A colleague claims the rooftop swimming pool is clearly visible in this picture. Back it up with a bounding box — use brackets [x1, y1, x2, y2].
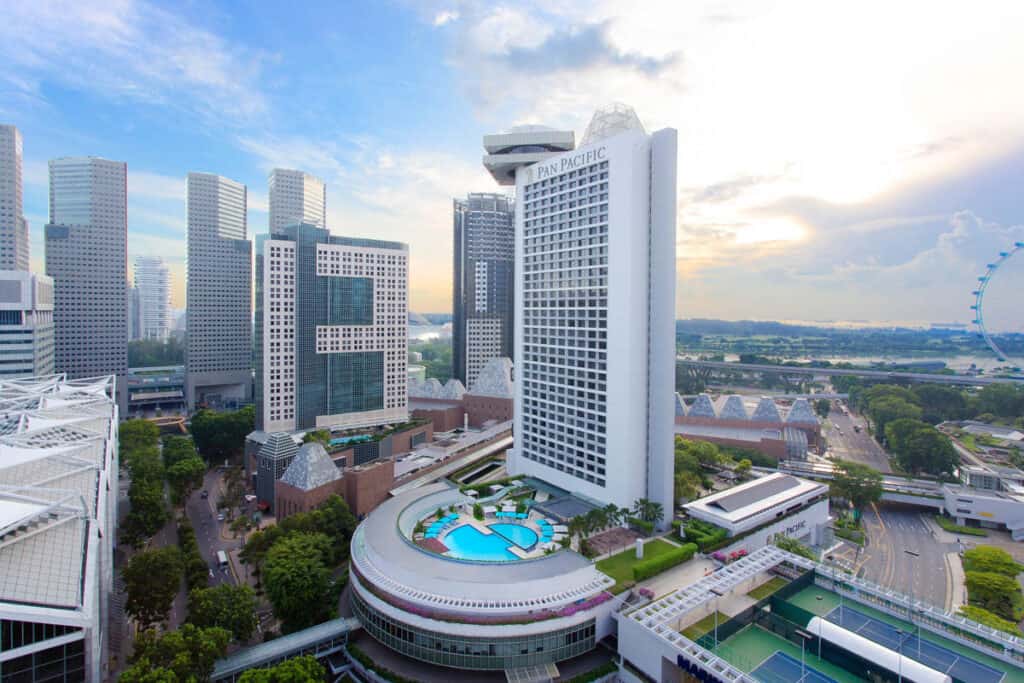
[442, 523, 540, 562]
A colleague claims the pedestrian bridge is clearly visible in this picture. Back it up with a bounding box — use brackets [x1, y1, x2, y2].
[773, 461, 946, 511]
[211, 616, 360, 682]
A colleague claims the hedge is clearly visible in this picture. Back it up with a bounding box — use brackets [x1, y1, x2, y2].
[347, 643, 418, 683]
[633, 543, 697, 582]
[565, 660, 619, 683]
[934, 515, 988, 537]
[959, 605, 1022, 636]
[627, 517, 654, 535]
[684, 519, 728, 551]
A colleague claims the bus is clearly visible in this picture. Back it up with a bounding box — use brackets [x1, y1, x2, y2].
[216, 550, 228, 569]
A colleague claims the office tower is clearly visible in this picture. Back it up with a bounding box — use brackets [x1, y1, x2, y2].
[129, 285, 141, 340]
[452, 193, 515, 388]
[485, 104, 677, 517]
[269, 168, 326, 231]
[45, 157, 128, 407]
[185, 172, 252, 409]
[0, 375, 119, 682]
[255, 223, 408, 433]
[134, 255, 171, 341]
[0, 272, 54, 377]
[0, 125, 29, 271]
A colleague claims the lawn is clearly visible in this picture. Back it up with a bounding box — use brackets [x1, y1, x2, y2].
[681, 611, 729, 640]
[746, 576, 789, 601]
[596, 538, 679, 593]
[934, 514, 988, 537]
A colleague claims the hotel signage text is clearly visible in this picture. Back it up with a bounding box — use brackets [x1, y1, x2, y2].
[535, 146, 607, 181]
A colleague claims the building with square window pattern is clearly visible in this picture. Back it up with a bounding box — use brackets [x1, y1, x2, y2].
[486, 105, 677, 518]
[255, 223, 408, 433]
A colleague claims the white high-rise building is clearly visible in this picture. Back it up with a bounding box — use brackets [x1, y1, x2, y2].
[486, 105, 677, 518]
[269, 168, 326, 231]
[0, 271, 54, 377]
[45, 157, 128, 409]
[133, 255, 171, 341]
[185, 172, 252, 409]
[0, 125, 29, 271]
[255, 224, 408, 433]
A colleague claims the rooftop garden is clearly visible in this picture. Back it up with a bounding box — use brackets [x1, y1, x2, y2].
[596, 538, 696, 594]
[680, 611, 729, 640]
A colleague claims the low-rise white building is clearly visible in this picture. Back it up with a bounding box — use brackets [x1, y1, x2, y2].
[682, 472, 831, 554]
[0, 374, 119, 682]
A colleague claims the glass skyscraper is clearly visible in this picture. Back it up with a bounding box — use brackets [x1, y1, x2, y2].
[452, 193, 515, 387]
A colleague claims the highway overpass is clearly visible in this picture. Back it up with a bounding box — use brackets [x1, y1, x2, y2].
[770, 461, 946, 511]
[678, 359, 1024, 386]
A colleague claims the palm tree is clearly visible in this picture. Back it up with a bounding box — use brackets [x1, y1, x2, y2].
[632, 498, 665, 525]
[603, 503, 622, 528]
[587, 508, 608, 536]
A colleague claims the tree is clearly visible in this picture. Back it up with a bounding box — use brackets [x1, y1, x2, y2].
[603, 503, 623, 528]
[829, 460, 883, 520]
[124, 547, 183, 629]
[735, 458, 752, 479]
[121, 624, 230, 683]
[190, 406, 254, 462]
[188, 584, 258, 641]
[962, 545, 1024, 576]
[814, 399, 831, 418]
[891, 424, 958, 476]
[868, 396, 922, 444]
[976, 383, 1024, 419]
[632, 498, 664, 525]
[122, 479, 170, 547]
[237, 655, 325, 683]
[302, 429, 331, 445]
[911, 385, 968, 423]
[965, 571, 1024, 621]
[262, 533, 336, 632]
[167, 456, 206, 505]
[121, 419, 161, 455]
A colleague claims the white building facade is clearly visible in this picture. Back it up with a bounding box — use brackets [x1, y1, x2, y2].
[0, 272, 54, 378]
[133, 255, 171, 341]
[255, 224, 408, 434]
[185, 172, 252, 409]
[269, 168, 326, 231]
[0, 125, 29, 271]
[504, 107, 677, 517]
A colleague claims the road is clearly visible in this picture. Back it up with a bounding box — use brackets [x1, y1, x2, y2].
[857, 504, 954, 609]
[185, 469, 244, 588]
[677, 358, 1022, 386]
[824, 407, 892, 473]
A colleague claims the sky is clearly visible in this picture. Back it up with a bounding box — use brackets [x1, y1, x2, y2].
[3, 1, 1024, 330]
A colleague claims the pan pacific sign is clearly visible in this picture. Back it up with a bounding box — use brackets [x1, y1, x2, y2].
[531, 146, 607, 182]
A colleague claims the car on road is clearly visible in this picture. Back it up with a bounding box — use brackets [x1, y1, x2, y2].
[200, 490, 209, 499]
[217, 512, 225, 521]
[853, 425, 861, 433]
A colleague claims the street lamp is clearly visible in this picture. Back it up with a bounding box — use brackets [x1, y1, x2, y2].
[795, 629, 812, 679]
[904, 549, 921, 661]
[710, 587, 726, 650]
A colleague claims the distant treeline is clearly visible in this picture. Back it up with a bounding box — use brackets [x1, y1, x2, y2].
[128, 337, 184, 367]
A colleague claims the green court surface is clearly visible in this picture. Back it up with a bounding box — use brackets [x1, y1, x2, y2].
[747, 576, 790, 601]
[712, 626, 865, 683]
[784, 585, 1024, 683]
[680, 611, 729, 640]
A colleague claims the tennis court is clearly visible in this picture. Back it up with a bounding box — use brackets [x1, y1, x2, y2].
[751, 651, 838, 683]
[825, 605, 1005, 683]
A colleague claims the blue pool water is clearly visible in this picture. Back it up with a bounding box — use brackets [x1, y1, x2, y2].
[489, 523, 538, 549]
[441, 523, 540, 562]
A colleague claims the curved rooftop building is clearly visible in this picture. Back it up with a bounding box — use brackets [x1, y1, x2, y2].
[482, 127, 575, 186]
[350, 482, 616, 670]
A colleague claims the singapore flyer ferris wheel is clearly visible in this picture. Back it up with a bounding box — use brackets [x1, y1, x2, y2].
[971, 241, 1024, 362]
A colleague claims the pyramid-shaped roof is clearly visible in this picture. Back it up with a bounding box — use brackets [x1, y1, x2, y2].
[440, 379, 466, 400]
[688, 394, 716, 418]
[751, 397, 782, 422]
[785, 398, 817, 424]
[717, 395, 749, 420]
[674, 393, 687, 417]
[468, 358, 513, 398]
[258, 431, 299, 462]
[280, 443, 342, 491]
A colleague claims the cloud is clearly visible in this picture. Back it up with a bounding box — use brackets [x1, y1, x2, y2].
[433, 10, 460, 26]
[498, 22, 679, 75]
[0, 0, 269, 122]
